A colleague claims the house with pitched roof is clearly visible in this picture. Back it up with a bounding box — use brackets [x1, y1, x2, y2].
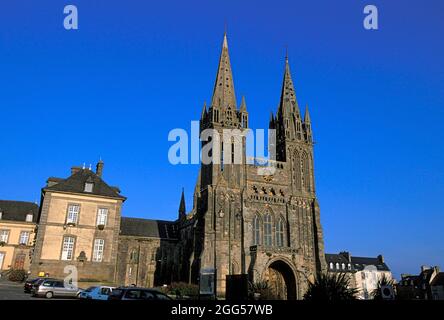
[326, 251, 393, 299]
[0, 200, 39, 272]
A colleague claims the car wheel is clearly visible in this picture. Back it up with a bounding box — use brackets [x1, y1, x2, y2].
[46, 291, 53, 299]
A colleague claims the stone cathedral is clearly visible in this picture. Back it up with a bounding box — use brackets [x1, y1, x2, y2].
[178, 33, 327, 299]
[27, 33, 326, 300]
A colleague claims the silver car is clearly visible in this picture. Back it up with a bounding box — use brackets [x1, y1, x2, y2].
[31, 279, 81, 299]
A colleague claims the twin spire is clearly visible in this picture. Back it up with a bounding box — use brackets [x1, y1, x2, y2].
[208, 32, 311, 134]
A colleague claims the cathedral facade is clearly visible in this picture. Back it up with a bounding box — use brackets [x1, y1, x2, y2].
[29, 34, 326, 300]
[178, 33, 327, 299]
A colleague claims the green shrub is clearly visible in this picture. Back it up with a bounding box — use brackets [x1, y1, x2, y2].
[303, 272, 358, 301]
[8, 269, 26, 282]
[163, 282, 199, 297]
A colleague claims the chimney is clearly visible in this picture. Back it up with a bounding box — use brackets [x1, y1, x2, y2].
[377, 254, 384, 264]
[96, 160, 104, 178]
[71, 166, 82, 175]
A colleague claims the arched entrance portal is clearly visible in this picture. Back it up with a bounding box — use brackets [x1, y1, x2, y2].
[264, 260, 297, 300]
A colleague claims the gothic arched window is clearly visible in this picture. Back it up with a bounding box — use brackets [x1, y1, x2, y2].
[264, 213, 273, 246]
[253, 215, 261, 245]
[276, 217, 284, 247]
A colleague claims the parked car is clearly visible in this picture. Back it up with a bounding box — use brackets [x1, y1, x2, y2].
[31, 279, 82, 299]
[24, 277, 54, 293]
[108, 287, 172, 300]
[79, 286, 115, 300]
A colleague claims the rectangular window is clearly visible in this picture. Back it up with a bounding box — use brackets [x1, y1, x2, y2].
[61, 236, 75, 260]
[19, 231, 30, 245]
[26, 214, 33, 222]
[66, 204, 80, 224]
[93, 239, 105, 262]
[96, 208, 108, 226]
[0, 230, 9, 243]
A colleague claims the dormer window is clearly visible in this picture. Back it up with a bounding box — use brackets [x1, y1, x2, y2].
[26, 214, 33, 222]
[84, 182, 94, 193]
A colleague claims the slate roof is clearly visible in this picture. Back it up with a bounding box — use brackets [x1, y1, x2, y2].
[325, 253, 350, 264]
[325, 253, 390, 272]
[431, 273, 444, 286]
[120, 217, 178, 240]
[44, 169, 125, 200]
[0, 200, 39, 223]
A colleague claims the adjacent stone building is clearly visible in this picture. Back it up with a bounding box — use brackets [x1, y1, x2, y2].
[30, 162, 126, 282]
[0, 200, 38, 272]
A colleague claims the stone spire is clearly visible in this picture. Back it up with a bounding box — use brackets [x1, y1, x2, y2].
[304, 104, 312, 142]
[201, 101, 207, 119]
[278, 55, 300, 117]
[178, 188, 186, 220]
[211, 32, 237, 109]
[269, 111, 275, 129]
[304, 104, 311, 124]
[239, 96, 247, 112]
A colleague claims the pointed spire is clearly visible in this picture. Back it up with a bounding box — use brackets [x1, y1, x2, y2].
[240, 96, 247, 112]
[304, 104, 311, 123]
[269, 111, 275, 129]
[201, 101, 207, 119]
[178, 188, 186, 220]
[211, 32, 237, 109]
[279, 55, 299, 116]
[304, 104, 313, 143]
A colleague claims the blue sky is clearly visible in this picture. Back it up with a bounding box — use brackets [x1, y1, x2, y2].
[0, 0, 443, 279]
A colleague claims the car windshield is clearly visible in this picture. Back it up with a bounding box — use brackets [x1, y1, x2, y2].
[85, 286, 97, 292]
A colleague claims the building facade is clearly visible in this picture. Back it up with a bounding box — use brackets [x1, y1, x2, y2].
[30, 162, 126, 282]
[326, 251, 393, 299]
[0, 201, 38, 272]
[176, 33, 327, 299]
[397, 265, 444, 300]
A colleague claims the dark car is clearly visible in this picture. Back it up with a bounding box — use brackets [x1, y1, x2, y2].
[108, 287, 172, 300]
[24, 277, 54, 293]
